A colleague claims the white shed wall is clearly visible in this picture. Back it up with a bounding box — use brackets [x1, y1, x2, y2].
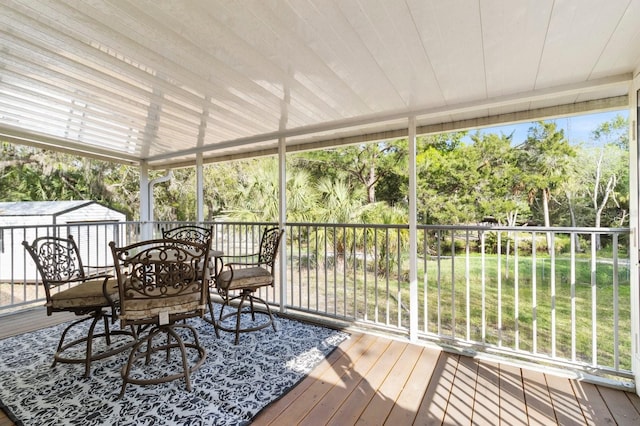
[0, 204, 126, 282]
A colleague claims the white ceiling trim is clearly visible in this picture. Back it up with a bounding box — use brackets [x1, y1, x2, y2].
[147, 73, 632, 165]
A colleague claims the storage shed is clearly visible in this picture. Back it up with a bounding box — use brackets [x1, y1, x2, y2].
[0, 201, 126, 281]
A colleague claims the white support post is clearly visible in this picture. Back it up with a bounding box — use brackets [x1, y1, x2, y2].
[195, 98, 209, 224]
[277, 79, 290, 313]
[630, 72, 640, 395]
[278, 136, 287, 313]
[139, 161, 151, 240]
[196, 153, 204, 222]
[147, 170, 172, 239]
[408, 116, 418, 342]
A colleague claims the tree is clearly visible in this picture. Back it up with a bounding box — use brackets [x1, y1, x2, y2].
[221, 157, 320, 223]
[470, 132, 529, 225]
[514, 122, 577, 252]
[591, 114, 629, 226]
[294, 140, 407, 205]
[416, 134, 482, 224]
[581, 115, 629, 247]
[516, 122, 576, 250]
[0, 143, 135, 217]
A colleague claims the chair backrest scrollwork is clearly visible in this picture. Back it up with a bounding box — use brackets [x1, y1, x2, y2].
[161, 225, 213, 245]
[23, 235, 86, 284]
[258, 227, 284, 272]
[109, 238, 210, 326]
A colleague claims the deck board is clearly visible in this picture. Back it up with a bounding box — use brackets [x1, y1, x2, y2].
[324, 337, 399, 426]
[1, 308, 640, 425]
[574, 381, 616, 425]
[499, 363, 528, 426]
[472, 359, 500, 425]
[414, 351, 458, 425]
[546, 372, 588, 425]
[253, 330, 366, 425]
[258, 333, 366, 425]
[521, 368, 556, 425]
[385, 345, 440, 425]
[597, 384, 640, 426]
[295, 333, 380, 425]
[442, 354, 477, 424]
[356, 342, 422, 425]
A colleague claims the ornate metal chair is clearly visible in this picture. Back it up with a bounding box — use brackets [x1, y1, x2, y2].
[162, 224, 220, 329]
[161, 225, 213, 245]
[216, 227, 284, 344]
[22, 235, 134, 378]
[109, 238, 210, 398]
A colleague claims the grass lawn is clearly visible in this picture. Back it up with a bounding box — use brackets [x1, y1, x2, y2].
[288, 251, 632, 372]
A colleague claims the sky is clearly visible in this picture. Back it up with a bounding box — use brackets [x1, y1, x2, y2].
[462, 109, 629, 146]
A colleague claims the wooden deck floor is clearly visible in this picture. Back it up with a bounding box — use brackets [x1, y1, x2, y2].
[1, 308, 639, 425]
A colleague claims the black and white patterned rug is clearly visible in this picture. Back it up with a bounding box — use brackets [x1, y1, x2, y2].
[0, 308, 349, 425]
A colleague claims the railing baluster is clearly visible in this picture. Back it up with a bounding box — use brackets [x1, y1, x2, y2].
[374, 227, 379, 324]
[591, 232, 597, 367]
[436, 229, 442, 336]
[385, 227, 390, 326]
[343, 227, 347, 317]
[481, 230, 486, 344]
[324, 224, 328, 315]
[571, 231, 577, 362]
[423, 229, 428, 333]
[613, 233, 619, 370]
[363, 226, 368, 322]
[532, 231, 537, 354]
[337, 227, 341, 315]
[466, 229, 471, 341]
[515, 232, 520, 352]
[551, 233, 556, 358]
[399, 227, 404, 328]
[353, 227, 357, 320]
[497, 230, 502, 347]
[451, 230, 456, 339]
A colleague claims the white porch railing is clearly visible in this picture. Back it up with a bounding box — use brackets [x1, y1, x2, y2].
[0, 221, 632, 380]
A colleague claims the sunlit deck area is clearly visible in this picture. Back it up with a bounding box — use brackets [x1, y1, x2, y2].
[1, 3, 640, 423]
[1, 307, 638, 425]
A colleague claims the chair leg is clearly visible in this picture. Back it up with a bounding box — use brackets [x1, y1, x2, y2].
[249, 293, 256, 321]
[207, 290, 220, 338]
[234, 291, 250, 345]
[215, 289, 277, 344]
[249, 293, 277, 332]
[145, 331, 155, 365]
[83, 312, 103, 378]
[165, 332, 172, 362]
[102, 314, 112, 345]
[219, 296, 230, 322]
[53, 315, 91, 368]
[166, 326, 192, 392]
[53, 310, 136, 378]
[262, 297, 277, 332]
[118, 324, 206, 399]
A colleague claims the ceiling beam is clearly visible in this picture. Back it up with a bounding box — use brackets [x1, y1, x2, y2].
[2, 74, 630, 170]
[151, 94, 629, 169]
[147, 74, 631, 165]
[0, 126, 140, 165]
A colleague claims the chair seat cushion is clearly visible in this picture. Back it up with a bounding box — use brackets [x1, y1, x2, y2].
[218, 267, 273, 291]
[120, 293, 205, 322]
[49, 279, 118, 310]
